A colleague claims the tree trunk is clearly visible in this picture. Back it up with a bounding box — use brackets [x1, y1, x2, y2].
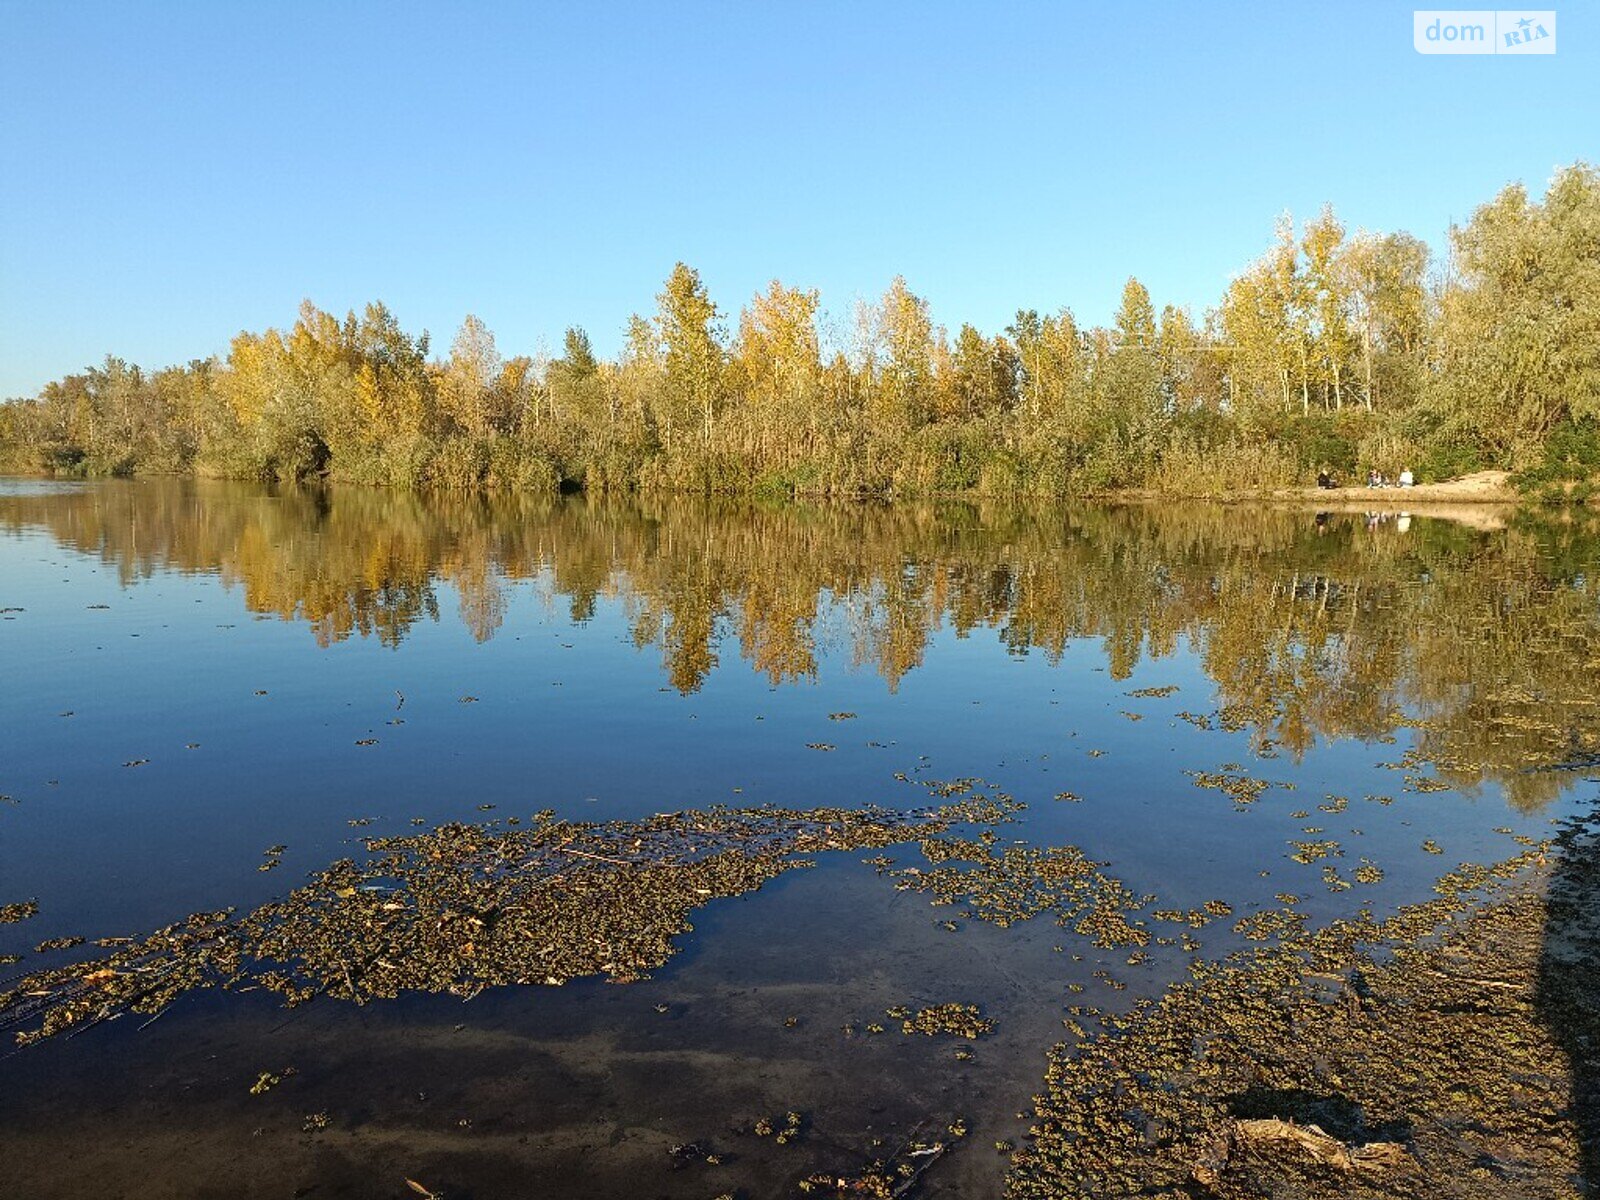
[1362, 322, 1374, 411]
[1298, 344, 1310, 415]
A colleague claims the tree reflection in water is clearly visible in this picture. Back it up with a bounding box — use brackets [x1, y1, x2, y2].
[3, 480, 1597, 810]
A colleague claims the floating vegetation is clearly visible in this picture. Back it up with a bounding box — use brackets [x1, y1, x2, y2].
[667, 1140, 723, 1168]
[1289, 839, 1343, 865]
[0, 900, 38, 924]
[0, 793, 1011, 1046]
[761, 1110, 803, 1145]
[1353, 860, 1385, 884]
[899, 1003, 994, 1039]
[1151, 907, 1219, 929]
[805, 742, 836, 751]
[1007, 846, 1557, 1200]
[827, 711, 857, 721]
[876, 831, 1151, 948]
[248, 1067, 294, 1095]
[1126, 685, 1180, 699]
[1187, 769, 1273, 808]
[1231, 908, 1308, 942]
[1406, 775, 1452, 794]
[33, 936, 83, 953]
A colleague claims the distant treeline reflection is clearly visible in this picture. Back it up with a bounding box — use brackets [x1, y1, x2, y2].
[3, 480, 1597, 809]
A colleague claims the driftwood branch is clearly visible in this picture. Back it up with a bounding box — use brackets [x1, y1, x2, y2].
[1194, 1117, 1409, 1186]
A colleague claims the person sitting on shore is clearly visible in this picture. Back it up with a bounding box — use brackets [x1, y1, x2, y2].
[1367, 469, 1380, 488]
[1317, 468, 1336, 489]
[1398, 467, 1415, 487]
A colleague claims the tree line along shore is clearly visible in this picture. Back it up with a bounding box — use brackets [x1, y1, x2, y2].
[2, 164, 1597, 502]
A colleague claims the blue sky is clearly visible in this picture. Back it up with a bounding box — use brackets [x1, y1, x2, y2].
[1, 1, 1595, 396]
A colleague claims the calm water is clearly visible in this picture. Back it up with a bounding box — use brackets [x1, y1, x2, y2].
[0, 478, 1592, 1198]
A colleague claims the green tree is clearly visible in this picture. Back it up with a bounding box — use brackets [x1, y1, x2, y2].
[1337, 231, 1429, 411]
[548, 327, 605, 427]
[1431, 164, 1600, 461]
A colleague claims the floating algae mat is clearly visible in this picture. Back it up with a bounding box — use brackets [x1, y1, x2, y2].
[0, 792, 1017, 1045]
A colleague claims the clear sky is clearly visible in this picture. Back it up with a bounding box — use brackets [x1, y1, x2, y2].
[1, 1, 1595, 397]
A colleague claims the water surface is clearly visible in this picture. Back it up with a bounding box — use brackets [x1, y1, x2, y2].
[0, 479, 1591, 1198]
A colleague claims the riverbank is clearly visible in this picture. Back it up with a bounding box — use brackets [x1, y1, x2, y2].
[0, 463, 1544, 505]
[1109, 469, 1522, 505]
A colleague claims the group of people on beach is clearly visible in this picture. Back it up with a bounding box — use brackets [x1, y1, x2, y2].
[1316, 467, 1415, 489]
[1366, 467, 1415, 488]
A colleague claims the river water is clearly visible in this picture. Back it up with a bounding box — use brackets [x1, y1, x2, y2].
[0, 478, 1588, 1198]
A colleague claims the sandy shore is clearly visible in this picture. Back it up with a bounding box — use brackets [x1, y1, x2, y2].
[1268, 469, 1517, 504]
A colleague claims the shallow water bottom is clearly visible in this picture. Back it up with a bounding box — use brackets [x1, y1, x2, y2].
[1, 857, 1137, 1199]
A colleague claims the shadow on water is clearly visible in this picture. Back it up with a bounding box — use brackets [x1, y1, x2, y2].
[1539, 801, 1600, 1197]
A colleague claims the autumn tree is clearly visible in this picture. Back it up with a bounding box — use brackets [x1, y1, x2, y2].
[867, 276, 935, 431]
[938, 323, 1015, 421]
[656, 263, 724, 449]
[440, 314, 505, 437]
[1009, 308, 1089, 429]
[1300, 205, 1355, 411]
[1220, 219, 1305, 423]
[731, 281, 822, 462]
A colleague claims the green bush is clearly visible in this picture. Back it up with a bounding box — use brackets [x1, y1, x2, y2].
[1511, 421, 1600, 501]
[1416, 440, 1483, 484]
